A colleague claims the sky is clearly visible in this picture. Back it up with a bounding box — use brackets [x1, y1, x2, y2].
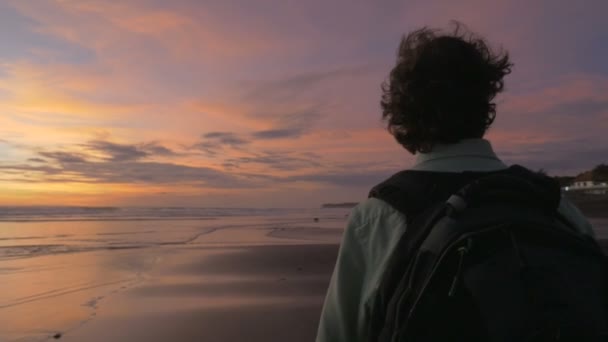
[0, 0, 607, 207]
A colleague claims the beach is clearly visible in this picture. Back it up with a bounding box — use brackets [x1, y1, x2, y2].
[1, 208, 607, 342]
[567, 194, 608, 218]
[0, 208, 346, 342]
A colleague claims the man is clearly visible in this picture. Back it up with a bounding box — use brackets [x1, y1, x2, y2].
[315, 24, 595, 342]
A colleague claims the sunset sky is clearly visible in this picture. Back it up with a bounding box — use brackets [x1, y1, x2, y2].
[0, 0, 607, 207]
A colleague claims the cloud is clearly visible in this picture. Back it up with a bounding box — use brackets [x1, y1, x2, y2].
[78, 140, 177, 162]
[192, 132, 250, 156]
[8, 1, 292, 62]
[0, 134, 396, 191]
[251, 109, 320, 140]
[487, 73, 608, 175]
[240, 65, 380, 131]
[0, 163, 62, 178]
[1, 154, 268, 188]
[251, 129, 302, 139]
[549, 99, 608, 118]
[502, 75, 608, 118]
[495, 137, 608, 176]
[202, 132, 249, 146]
[139, 142, 177, 156]
[38, 151, 88, 164]
[287, 169, 395, 188]
[225, 151, 322, 171]
[84, 140, 148, 161]
[245, 65, 377, 101]
[62, 161, 242, 187]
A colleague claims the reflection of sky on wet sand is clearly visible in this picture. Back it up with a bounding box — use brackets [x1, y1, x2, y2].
[0, 247, 166, 341]
[59, 244, 338, 342]
[0, 215, 344, 341]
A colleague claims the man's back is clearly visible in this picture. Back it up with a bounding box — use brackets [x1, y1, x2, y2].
[315, 139, 595, 342]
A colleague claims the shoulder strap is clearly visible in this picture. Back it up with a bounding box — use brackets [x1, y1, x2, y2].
[368, 170, 436, 225]
[370, 165, 563, 220]
[457, 165, 561, 213]
[367, 170, 458, 339]
[368, 169, 482, 225]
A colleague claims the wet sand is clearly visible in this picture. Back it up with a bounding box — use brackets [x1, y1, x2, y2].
[61, 240, 608, 342]
[59, 244, 340, 342]
[566, 194, 608, 218]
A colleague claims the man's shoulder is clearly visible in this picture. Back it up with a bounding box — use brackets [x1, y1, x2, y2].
[354, 197, 397, 214]
[351, 198, 407, 228]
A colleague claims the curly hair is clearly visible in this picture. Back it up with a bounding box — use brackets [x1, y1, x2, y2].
[381, 23, 513, 154]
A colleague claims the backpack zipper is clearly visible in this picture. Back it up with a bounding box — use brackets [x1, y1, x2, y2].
[405, 226, 506, 335]
[448, 238, 473, 297]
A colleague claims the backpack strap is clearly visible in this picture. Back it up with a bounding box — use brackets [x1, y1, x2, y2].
[457, 165, 561, 213]
[368, 170, 439, 225]
[367, 170, 462, 339]
[369, 165, 562, 221]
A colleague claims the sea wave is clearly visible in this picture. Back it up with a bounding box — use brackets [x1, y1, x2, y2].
[0, 206, 333, 222]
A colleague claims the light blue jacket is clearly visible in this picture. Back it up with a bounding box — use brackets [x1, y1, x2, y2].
[316, 139, 594, 342]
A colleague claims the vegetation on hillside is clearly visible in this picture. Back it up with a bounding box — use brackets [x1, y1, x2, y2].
[549, 163, 608, 185]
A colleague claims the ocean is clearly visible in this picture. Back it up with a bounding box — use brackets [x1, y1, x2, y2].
[0, 206, 351, 259]
[0, 206, 606, 260]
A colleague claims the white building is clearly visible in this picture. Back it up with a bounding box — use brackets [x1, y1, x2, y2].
[567, 171, 608, 194]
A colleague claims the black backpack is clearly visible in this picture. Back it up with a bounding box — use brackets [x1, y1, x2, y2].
[365, 165, 608, 341]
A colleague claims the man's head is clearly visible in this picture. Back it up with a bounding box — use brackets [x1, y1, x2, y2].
[381, 23, 513, 154]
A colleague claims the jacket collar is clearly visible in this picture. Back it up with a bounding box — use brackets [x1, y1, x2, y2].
[411, 138, 507, 172]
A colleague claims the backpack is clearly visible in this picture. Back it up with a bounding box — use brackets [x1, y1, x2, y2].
[365, 165, 608, 341]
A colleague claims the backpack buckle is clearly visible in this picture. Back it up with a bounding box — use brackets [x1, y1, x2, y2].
[446, 194, 467, 217]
